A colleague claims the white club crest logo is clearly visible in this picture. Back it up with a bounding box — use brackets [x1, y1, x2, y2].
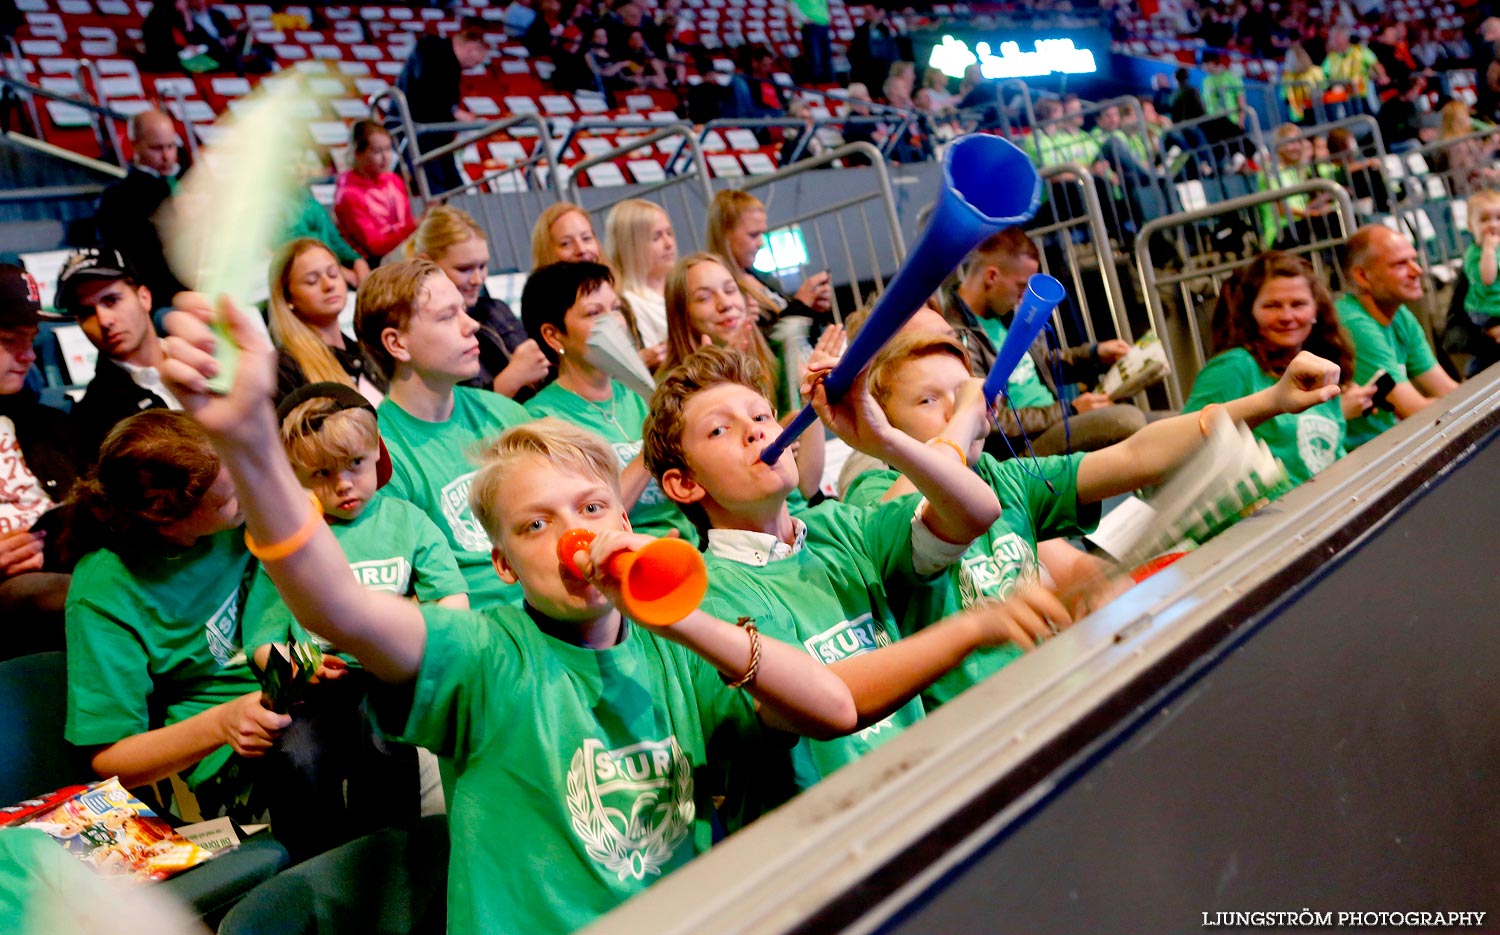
[439, 471, 492, 553]
[1295, 413, 1340, 474]
[566, 737, 695, 882]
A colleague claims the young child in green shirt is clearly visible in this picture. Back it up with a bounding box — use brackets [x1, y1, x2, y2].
[353, 259, 534, 608]
[520, 261, 698, 544]
[160, 296, 1058, 933]
[643, 344, 1047, 800]
[1463, 189, 1500, 334]
[847, 327, 1351, 708]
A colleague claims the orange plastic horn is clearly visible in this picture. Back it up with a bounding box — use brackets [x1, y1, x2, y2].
[556, 528, 708, 626]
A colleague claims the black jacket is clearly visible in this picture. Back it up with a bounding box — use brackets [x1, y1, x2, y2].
[461, 292, 537, 402]
[397, 35, 462, 125]
[95, 167, 186, 307]
[274, 333, 389, 406]
[70, 357, 171, 466]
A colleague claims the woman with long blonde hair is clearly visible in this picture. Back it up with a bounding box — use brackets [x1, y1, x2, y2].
[706, 189, 832, 329]
[604, 198, 676, 348]
[661, 252, 830, 500]
[1438, 99, 1500, 196]
[410, 205, 551, 400]
[268, 238, 387, 404]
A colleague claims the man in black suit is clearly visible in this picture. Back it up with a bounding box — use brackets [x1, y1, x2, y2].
[94, 110, 186, 312]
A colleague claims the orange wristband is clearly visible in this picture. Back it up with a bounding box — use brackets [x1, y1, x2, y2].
[929, 436, 969, 466]
[1197, 403, 1222, 438]
[244, 492, 324, 562]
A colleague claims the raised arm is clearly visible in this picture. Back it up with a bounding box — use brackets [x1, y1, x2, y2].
[809, 370, 999, 544]
[1076, 350, 1342, 502]
[160, 296, 428, 683]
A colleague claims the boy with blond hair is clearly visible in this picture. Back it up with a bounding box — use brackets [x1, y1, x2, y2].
[1464, 188, 1500, 336]
[354, 259, 532, 607]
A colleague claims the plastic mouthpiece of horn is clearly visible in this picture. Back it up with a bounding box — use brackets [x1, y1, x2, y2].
[759, 133, 1044, 466]
[982, 274, 1068, 404]
[557, 528, 708, 627]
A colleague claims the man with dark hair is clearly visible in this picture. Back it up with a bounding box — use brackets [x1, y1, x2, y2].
[0, 264, 78, 660]
[54, 248, 179, 464]
[724, 44, 785, 121]
[943, 229, 1143, 456]
[94, 109, 187, 309]
[396, 19, 491, 197]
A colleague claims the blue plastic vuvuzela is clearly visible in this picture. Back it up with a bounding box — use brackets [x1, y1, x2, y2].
[982, 273, 1067, 404]
[760, 133, 1044, 465]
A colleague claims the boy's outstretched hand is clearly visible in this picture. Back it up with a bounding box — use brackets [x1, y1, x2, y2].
[968, 585, 1074, 652]
[159, 292, 278, 445]
[1271, 350, 1342, 415]
[805, 368, 901, 457]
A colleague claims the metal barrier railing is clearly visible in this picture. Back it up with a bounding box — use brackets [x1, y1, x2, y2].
[564, 123, 715, 254]
[1136, 178, 1359, 407]
[732, 140, 906, 323]
[0, 70, 132, 169]
[370, 85, 559, 206]
[1033, 162, 1133, 347]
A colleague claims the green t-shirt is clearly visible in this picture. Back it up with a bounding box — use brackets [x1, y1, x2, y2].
[525, 380, 699, 545]
[1203, 69, 1245, 122]
[241, 493, 467, 656]
[844, 452, 1096, 707]
[374, 603, 761, 935]
[1184, 347, 1346, 488]
[699, 496, 937, 799]
[1335, 294, 1439, 449]
[64, 528, 261, 790]
[1463, 242, 1500, 321]
[975, 316, 1056, 408]
[281, 187, 362, 268]
[378, 386, 532, 608]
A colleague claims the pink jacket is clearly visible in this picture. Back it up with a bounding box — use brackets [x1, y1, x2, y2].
[333, 170, 417, 260]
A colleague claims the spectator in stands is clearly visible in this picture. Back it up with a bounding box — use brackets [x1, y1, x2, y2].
[1336, 225, 1458, 448]
[607, 0, 663, 58]
[837, 82, 883, 163]
[1324, 126, 1393, 217]
[1473, 17, 1500, 122]
[707, 189, 833, 332]
[1410, 26, 1447, 72]
[941, 228, 1144, 457]
[620, 29, 669, 90]
[791, 0, 834, 85]
[1168, 66, 1207, 125]
[281, 176, 370, 288]
[54, 249, 180, 464]
[267, 238, 387, 405]
[61, 410, 291, 823]
[521, 261, 696, 542]
[549, 25, 600, 95]
[1370, 21, 1416, 101]
[921, 66, 957, 111]
[848, 5, 902, 93]
[1185, 251, 1373, 490]
[0, 265, 76, 661]
[880, 74, 930, 163]
[334, 120, 418, 264]
[1150, 72, 1175, 118]
[95, 110, 186, 313]
[1376, 76, 1427, 152]
[584, 25, 631, 101]
[1261, 124, 1335, 248]
[396, 17, 490, 198]
[779, 97, 830, 165]
[724, 44, 787, 122]
[1435, 99, 1500, 196]
[1461, 189, 1500, 351]
[532, 202, 603, 268]
[605, 198, 675, 355]
[353, 259, 533, 608]
[1201, 53, 1247, 127]
[412, 205, 550, 400]
[1282, 44, 1326, 125]
[142, 0, 264, 74]
[1323, 26, 1385, 116]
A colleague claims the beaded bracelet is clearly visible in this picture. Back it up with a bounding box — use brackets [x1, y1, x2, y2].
[244, 492, 324, 562]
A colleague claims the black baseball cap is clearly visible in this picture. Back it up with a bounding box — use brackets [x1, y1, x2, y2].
[55, 248, 137, 317]
[276, 381, 393, 488]
[0, 265, 43, 329]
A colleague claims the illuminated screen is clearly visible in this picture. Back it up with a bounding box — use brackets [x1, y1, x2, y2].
[927, 34, 1098, 80]
[753, 227, 810, 275]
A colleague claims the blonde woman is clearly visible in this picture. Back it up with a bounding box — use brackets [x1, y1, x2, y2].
[660, 251, 835, 501]
[268, 238, 387, 404]
[706, 189, 832, 328]
[410, 205, 551, 400]
[1438, 100, 1500, 197]
[604, 198, 675, 351]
